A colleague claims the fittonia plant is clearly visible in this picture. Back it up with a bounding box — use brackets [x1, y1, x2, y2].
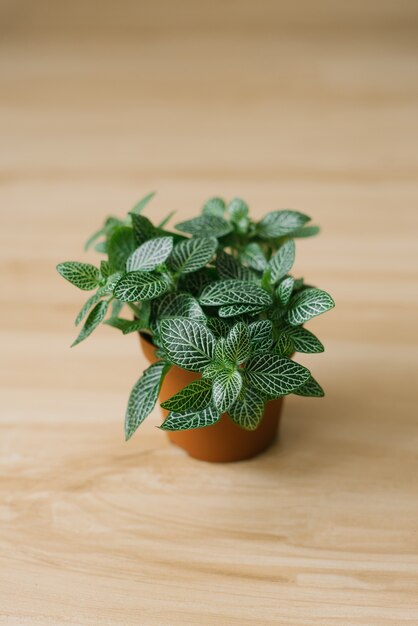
[57, 194, 335, 439]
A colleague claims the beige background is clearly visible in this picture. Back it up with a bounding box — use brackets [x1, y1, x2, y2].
[1, 1, 418, 624]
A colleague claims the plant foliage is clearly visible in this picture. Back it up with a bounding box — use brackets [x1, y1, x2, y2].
[57, 193, 334, 438]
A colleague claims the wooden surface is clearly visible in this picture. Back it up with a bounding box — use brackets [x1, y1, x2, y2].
[1, 1, 418, 624]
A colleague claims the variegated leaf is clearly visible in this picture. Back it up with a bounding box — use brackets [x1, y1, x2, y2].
[114, 272, 170, 302]
[125, 361, 169, 440]
[156, 292, 205, 321]
[224, 322, 251, 364]
[285, 326, 324, 353]
[160, 318, 216, 371]
[169, 237, 217, 274]
[286, 288, 335, 326]
[175, 215, 232, 238]
[71, 300, 109, 347]
[126, 236, 173, 272]
[161, 379, 213, 412]
[202, 197, 226, 217]
[227, 197, 249, 221]
[216, 251, 254, 281]
[206, 317, 231, 337]
[246, 353, 310, 397]
[228, 386, 265, 430]
[219, 303, 267, 317]
[57, 262, 100, 291]
[240, 243, 268, 272]
[248, 320, 273, 352]
[276, 276, 294, 305]
[257, 210, 311, 238]
[199, 280, 272, 306]
[130, 213, 157, 245]
[160, 404, 220, 431]
[212, 369, 243, 412]
[269, 240, 295, 284]
[293, 376, 324, 397]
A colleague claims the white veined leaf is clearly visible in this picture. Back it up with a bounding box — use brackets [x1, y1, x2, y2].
[206, 317, 231, 337]
[286, 288, 335, 326]
[274, 332, 294, 358]
[228, 386, 265, 430]
[108, 226, 137, 271]
[161, 378, 213, 412]
[169, 237, 217, 274]
[199, 280, 272, 306]
[293, 375, 324, 397]
[285, 326, 324, 353]
[239, 243, 268, 272]
[130, 213, 158, 245]
[161, 404, 220, 431]
[212, 369, 243, 412]
[227, 197, 249, 221]
[75, 292, 103, 326]
[125, 362, 169, 440]
[224, 322, 251, 365]
[126, 237, 173, 272]
[71, 300, 109, 347]
[219, 303, 267, 317]
[114, 272, 170, 302]
[156, 292, 205, 321]
[160, 318, 216, 371]
[257, 210, 311, 239]
[175, 215, 232, 238]
[216, 251, 254, 281]
[246, 353, 310, 397]
[179, 268, 214, 296]
[130, 191, 156, 214]
[202, 197, 226, 217]
[276, 277, 295, 306]
[248, 320, 273, 352]
[57, 262, 100, 291]
[269, 240, 295, 284]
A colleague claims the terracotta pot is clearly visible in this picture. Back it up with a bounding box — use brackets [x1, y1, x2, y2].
[140, 335, 283, 463]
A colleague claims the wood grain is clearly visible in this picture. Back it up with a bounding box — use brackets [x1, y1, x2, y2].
[1, 1, 418, 624]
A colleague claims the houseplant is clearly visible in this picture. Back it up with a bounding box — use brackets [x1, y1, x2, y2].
[57, 194, 334, 462]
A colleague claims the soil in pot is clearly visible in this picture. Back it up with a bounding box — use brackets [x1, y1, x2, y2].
[140, 334, 283, 463]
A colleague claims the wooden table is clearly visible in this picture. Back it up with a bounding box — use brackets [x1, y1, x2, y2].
[1, 1, 418, 624]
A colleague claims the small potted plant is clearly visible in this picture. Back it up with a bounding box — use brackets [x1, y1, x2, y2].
[57, 194, 334, 462]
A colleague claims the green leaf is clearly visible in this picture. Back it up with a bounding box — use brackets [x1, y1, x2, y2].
[160, 318, 216, 371]
[202, 197, 226, 217]
[248, 320, 273, 352]
[206, 317, 231, 337]
[161, 404, 220, 431]
[130, 213, 157, 245]
[158, 210, 176, 228]
[269, 240, 295, 284]
[104, 317, 147, 334]
[75, 292, 102, 325]
[126, 236, 173, 272]
[130, 191, 155, 214]
[99, 260, 111, 280]
[228, 386, 265, 430]
[246, 354, 310, 397]
[114, 272, 170, 302]
[175, 215, 232, 238]
[286, 288, 335, 326]
[274, 333, 294, 358]
[258, 210, 310, 238]
[285, 326, 324, 353]
[216, 251, 254, 281]
[212, 369, 243, 412]
[199, 280, 272, 307]
[125, 362, 169, 440]
[239, 243, 268, 272]
[161, 379, 213, 412]
[293, 375, 324, 397]
[179, 268, 214, 296]
[156, 292, 205, 321]
[57, 262, 100, 291]
[292, 225, 320, 238]
[276, 277, 294, 305]
[227, 197, 248, 221]
[71, 300, 109, 347]
[108, 226, 137, 271]
[224, 322, 251, 365]
[169, 237, 217, 274]
[219, 303, 267, 317]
